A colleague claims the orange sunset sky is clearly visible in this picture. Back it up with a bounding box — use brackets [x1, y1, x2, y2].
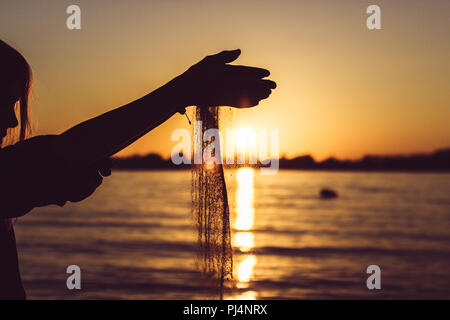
[1, 0, 449, 160]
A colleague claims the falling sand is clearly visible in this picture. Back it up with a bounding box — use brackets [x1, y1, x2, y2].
[191, 106, 233, 299]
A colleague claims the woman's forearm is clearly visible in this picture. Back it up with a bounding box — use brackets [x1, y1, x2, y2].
[57, 81, 186, 168]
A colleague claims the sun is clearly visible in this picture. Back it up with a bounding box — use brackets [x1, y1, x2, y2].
[234, 128, 258, 160]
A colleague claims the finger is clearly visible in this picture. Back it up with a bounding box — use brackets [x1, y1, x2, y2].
[98, 158, 112, 177]
[99, 166, 111, 177]
[206, 49, 241, 64]
[93, 172, 103, 188]
[228, 79, 275, 97]
[84, 171, 103, 189]
[259, 88, 272, 99]
[228, 65, 270, 78]
[261, 79, 277, 89]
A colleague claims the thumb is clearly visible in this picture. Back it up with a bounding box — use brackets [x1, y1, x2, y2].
[206, 49, 241, 64]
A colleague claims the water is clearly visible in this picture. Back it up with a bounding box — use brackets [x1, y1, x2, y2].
[14, 169, 450, 299]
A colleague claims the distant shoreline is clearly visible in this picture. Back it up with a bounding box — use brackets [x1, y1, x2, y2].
[111, 148, 450, 173]
[111, 168, 450, 173]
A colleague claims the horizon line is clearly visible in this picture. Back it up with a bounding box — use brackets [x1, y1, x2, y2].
[114, 147, 450, 162]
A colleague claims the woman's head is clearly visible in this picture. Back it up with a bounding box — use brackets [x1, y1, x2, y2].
[0, 40, 32, 147]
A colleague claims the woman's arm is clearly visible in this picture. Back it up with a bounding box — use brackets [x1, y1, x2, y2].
[0, 50, 276, 217]
[56, 49, 276, 168]
[58, 81, 181, 169]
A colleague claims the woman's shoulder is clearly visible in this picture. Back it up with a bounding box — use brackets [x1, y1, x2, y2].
[1, 134, 59, 153]
[0, 135, 62, 168]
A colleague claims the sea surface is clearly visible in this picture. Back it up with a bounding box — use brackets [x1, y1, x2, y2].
[14, 169, 450, 299]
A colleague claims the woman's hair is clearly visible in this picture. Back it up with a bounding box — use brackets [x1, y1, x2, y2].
[0, 40, 33, 230]
[0, 39, 33, 146]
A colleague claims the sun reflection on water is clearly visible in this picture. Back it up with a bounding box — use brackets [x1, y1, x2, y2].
[236, 255, 257, 288]
[234, 232, 254, 253]
[231, 168, 257, 299]
[228, 291, 257, 300]
[234, 168, 255, 231]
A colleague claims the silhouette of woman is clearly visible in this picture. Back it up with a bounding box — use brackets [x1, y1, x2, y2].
[0, 39, 276, 299]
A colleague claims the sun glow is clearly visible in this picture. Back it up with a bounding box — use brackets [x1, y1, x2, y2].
[234, 128, 258, 159]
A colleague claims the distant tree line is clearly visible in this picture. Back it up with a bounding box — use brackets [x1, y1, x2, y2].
[111, 148, 450, 172]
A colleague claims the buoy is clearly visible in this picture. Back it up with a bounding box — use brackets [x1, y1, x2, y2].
[320, 188, 338, 199]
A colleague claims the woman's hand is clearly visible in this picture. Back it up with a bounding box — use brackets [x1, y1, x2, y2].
[64, 158, 111, 204]
[170, 49, 277, 108]
[46, 158, 112, 207]
[0, 135, 113, 217]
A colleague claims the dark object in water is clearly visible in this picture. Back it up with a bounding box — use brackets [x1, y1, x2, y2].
[320, 188, 338, 199]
